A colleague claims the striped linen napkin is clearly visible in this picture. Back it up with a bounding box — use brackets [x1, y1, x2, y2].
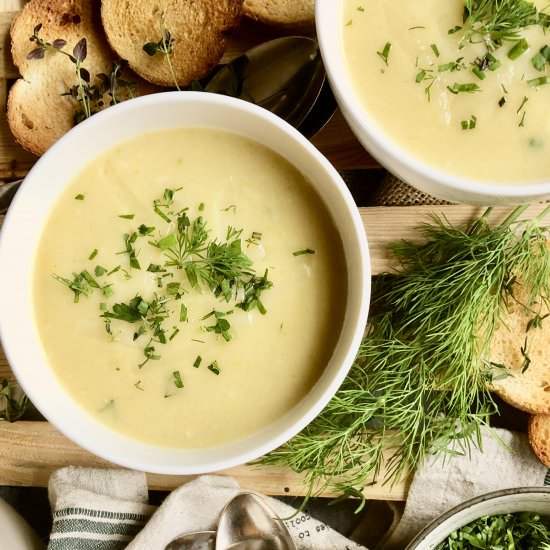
[47, 470, 366, 550]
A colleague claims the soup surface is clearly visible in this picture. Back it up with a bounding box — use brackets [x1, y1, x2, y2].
[33, 128, 346, 448]
[343, 0, 550, 182]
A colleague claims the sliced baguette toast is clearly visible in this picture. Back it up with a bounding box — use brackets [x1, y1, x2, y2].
[528, 414, 550, 468]
[487, 289, 550, 414]
[101, 0, 242, 87]
[243, 0, 315, 30]
[8, 0, 156, 156]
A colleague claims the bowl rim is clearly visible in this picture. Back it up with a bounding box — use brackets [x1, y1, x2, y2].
[0, 91, 371, 473]
[406, 486, 550, 549]
[315, 0, 550, 201]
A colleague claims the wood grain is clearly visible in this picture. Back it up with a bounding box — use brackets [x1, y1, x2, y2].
[0, 421, 411, 498]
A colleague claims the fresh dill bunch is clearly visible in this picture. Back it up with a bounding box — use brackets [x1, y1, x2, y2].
[461, 0, 547, 49]
[261, 205, 550, 506]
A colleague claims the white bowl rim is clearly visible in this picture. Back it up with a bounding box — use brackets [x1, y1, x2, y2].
[406, 486, 550, 549]
[0, 91, 371, 474]
[315, 0, 550, 201]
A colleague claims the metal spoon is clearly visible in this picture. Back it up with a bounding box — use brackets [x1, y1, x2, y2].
[204, 36, 335, 136]
[216, 493, 295, 550]
[165, 530, 216, 550]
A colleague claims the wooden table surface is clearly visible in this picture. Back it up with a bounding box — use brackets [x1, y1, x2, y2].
[0, 0, 532, 501]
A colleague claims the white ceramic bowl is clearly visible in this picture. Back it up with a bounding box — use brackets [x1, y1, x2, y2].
[407, 487, 550, 549]
[0, 92, 370, 474]
[316, 0, 550, 205]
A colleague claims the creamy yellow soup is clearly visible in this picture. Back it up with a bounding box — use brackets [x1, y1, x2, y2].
[343, 0, 550, 182]
[33, 128, 346, 448]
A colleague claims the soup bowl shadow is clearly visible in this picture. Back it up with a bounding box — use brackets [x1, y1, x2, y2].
[0, 92, 370, 474]
[316, 0, 550, 206]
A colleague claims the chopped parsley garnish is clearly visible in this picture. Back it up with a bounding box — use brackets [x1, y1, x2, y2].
[172, 370, 184, 388]
[207, 361, 220, 375]
[74, 194, 85, 200]
[376, 42, 391, 66]
[447, 82, 481, 94]
[293, 248, 316, 256]
[118, 232, 140, 270]
[461, 115, 477, 130]
[55, 187, 276, 392]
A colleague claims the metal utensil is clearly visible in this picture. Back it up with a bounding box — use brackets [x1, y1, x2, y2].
[216, 493, 295, 550]
[164, 530, 216, 550]
[204, 37, 332, 135]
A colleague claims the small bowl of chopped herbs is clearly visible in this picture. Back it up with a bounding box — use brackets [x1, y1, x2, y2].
[407, 487, 550, 549]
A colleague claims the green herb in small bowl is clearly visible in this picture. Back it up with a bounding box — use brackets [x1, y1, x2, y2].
[407, 488, 550, 549]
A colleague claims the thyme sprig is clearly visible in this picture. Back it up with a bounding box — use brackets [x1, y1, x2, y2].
[27, 24, 136, 123]
[143, 22, 180, 90]
[261, 206, 550, 507]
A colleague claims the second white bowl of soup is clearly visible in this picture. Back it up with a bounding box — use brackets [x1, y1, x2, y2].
[317, 0, 550, 205]
[0, 92, 370, 473]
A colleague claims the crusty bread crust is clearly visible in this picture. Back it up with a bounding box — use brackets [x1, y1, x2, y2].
[9, 0, 113, 155]
[8, 0, 157, 156]
[487, 288, 550, 414]
[101, 0, 242, 87]
[243, 0, 314, 29]
[528, 414, 550, 468]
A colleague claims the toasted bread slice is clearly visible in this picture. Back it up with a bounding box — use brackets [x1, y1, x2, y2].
[243, 0, 315, 30]
[8, 0, 155, 156]
[528, 414, 550, 467]
[487, 288, 550, 414]
[101, 0, 242, 88]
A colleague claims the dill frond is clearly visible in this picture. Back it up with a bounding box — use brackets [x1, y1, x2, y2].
[260, 206, 550, 506]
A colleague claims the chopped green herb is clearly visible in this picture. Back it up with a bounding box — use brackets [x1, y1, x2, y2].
[221, 204, 237, 213]
[180, 304, 188, 322]
[94, 265, 107, 277]
[118, 214, 135, 220]
[88, 249, 98, 260]
[172, 370, 184, 388]
[508, 38, 529, 60]
[198, 202, 205, 211]
[193, 355, 202, 368]
[118, 232, 140, 270]
[138, 341, 161, 368]
[207, 361, 220, 375]
[74, 194, 85, 200]
[376, 42, 391, 66]
[447, 82, 481, 94]
[134, 380, 144, 391]
[345, 19, 352, 26]
[166, 281, 181, 296]
[461, 115, 477, 130]
[435, 512, 550, 549]
[430, 43, 440, 57]
[293, 248, 315, 256]
[138, 224, 155, 236]
[527, 75, 550, 87]
[203, 310, 232, 342]
[498, 96, 506, 107]
[527, 313, 549, 330]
